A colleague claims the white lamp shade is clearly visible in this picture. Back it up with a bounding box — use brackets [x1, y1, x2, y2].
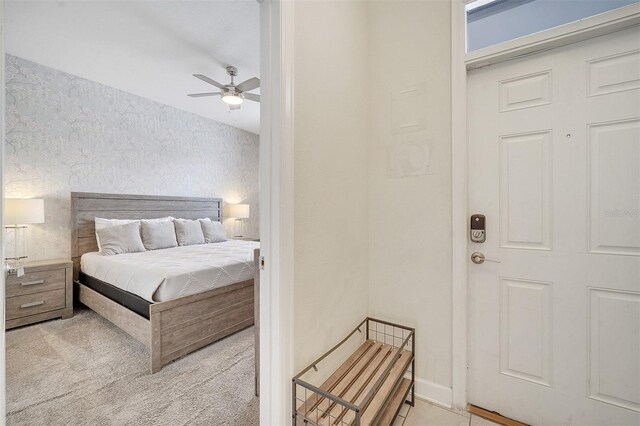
[5, 198, 45, 225]
[228, 203, 250, 219]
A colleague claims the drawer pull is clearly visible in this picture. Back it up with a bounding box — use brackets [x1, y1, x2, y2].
[20, 301, 45, 309]
[20, 279, 45, 286]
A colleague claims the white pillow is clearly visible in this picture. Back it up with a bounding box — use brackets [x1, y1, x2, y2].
[95, 218, 138, 251]
[95, 217, 173, 251]
[141, 220, 178, 250]
[174, 219, 206, 246]
[96, 222, 146, 256]
[199, 218, 228, 243]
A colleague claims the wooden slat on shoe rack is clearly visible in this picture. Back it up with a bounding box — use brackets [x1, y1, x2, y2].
[309, 342, 385, 425]
[298, 340, 375, 415]
[376, 378, 412, 426]
[358, 351, 413, 426]
[324, 344, 395, 424]
[340, 350, 411, 425]
[305, 341, 382, 422]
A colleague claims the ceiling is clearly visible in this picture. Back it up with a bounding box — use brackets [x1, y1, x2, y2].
[5, 1, 260, 134]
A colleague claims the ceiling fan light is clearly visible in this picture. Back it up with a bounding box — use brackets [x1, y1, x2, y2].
[222, 94, 243, 105]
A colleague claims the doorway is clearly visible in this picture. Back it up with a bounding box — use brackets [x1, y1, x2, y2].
[0, 2, 289, 422]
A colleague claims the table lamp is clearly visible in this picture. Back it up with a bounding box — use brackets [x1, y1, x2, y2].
[228, 203, 250, 238]
[5, 198, 45, 264]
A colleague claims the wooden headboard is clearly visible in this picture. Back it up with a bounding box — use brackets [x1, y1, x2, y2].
[70, 192, 223, 278]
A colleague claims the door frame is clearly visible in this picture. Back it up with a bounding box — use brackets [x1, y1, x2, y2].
[0, 0, 6, 420]
[258, 0, 295, 424]
[450, 1, 640, 412]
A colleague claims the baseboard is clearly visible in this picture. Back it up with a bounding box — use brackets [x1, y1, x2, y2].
[414, 377, 453, 408]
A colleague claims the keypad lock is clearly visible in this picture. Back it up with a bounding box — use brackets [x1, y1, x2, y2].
[470, 214, 486, 243]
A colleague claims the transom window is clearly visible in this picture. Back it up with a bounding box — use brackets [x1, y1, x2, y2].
[466, 0, 639, 53]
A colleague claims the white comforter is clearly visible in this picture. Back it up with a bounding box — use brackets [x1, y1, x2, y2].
[81, 240, 259, 303]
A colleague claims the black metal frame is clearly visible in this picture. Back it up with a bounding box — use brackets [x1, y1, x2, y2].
[292, 317, 415, 426]
[76, 272, 151, 319]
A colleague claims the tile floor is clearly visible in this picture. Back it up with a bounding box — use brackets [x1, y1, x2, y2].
[393, 398, 502, 426]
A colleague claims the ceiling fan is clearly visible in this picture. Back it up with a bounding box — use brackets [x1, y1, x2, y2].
[188, 66, 260, 110]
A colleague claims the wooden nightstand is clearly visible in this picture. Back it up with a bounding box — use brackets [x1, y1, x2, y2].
[5, 259, 73, 330]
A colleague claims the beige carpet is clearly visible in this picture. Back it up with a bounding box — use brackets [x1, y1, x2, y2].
[6, 307, 259, 426]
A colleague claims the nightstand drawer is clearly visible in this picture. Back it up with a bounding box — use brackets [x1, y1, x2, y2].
[6, 289, 66, 320]
[6, 269, 66, 298]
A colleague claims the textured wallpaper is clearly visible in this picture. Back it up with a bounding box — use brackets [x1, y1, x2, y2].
[5, 55, 259, 261]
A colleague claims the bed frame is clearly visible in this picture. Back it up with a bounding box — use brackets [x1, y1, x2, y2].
[70, 192, 255, 373]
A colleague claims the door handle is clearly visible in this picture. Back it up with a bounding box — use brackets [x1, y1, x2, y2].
[471, 252, 501, 264]
[20, 279, 45, 286]
[20, 301, 44, 309]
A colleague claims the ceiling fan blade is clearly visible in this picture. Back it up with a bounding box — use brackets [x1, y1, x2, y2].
[236, 77, 260, 92]
[244, 93, 260, 102]
[187, 92, 220, 97]
[229, 104, 241, 111]
[193, 74, 225, 89]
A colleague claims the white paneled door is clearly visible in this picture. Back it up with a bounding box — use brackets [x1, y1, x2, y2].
[467, 26, 640, 425]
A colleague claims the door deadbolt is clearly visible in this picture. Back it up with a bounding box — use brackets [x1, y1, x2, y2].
[470, 214, 486, 243]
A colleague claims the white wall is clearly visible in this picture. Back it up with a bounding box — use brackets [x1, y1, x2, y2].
[367, 1, 453, 404]
[292, 0, 370, 373]
[291, 0, 453, 408]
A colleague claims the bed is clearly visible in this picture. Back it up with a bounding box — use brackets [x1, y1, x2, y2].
[71, 192, 257, 373]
